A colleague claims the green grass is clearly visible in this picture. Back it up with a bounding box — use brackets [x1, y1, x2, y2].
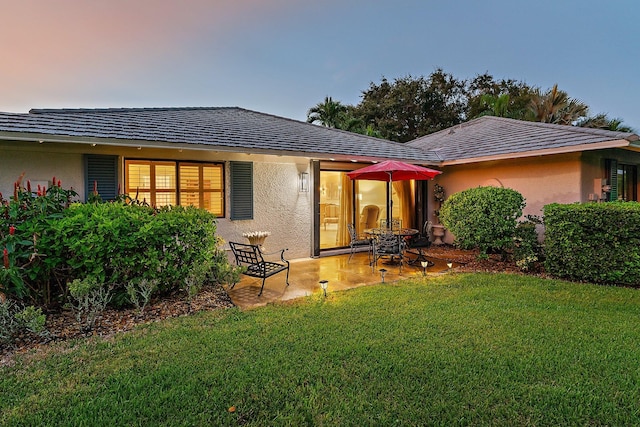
[3, 273, 640, 426]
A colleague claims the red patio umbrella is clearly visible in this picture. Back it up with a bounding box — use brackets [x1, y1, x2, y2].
[346, 160, 442, 226]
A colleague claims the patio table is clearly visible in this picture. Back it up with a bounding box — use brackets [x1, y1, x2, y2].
[365, 228, 418, 266]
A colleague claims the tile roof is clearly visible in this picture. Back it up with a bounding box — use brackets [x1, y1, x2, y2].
[0, 107, 441, 164]
[407, 116, 639, 163]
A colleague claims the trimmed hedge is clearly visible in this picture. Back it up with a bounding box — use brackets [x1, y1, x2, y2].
[439, 186, 525, 258]
[544, 202, 640, 286]
[41, 203, 227, 305]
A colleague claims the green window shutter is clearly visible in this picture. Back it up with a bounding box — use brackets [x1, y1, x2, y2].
[230, 161, 253, 220]
[608, 159, 618, 202]
[85, 155, 118, 201]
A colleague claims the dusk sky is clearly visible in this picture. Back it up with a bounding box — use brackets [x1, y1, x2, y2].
[2, 0, 639, 131]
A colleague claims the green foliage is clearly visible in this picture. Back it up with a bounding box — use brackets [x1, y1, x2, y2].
[352, 70, 465, 142]
[544, 202, 640, 286]
[306, 96, 348, 128]
[0, 176, 78, 303]
[126, 278, 158, 315]
[48, 203, 227, 305]
[513, 216, 543, 271]
[4, 275, 640, 425]
[13, 305, 47, 335]
[439, 186, 525, 258]
[2, 175, 239, 309]
[311, 70, 633, 140]
[68, 277, 113, 331]
[0, 298, 47, 344]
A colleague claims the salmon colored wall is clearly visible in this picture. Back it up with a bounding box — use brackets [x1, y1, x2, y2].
[434, 153, 582, 218]
[431, 153, 584, 244]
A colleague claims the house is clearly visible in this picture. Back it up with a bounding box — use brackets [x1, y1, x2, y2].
[407, 116, 640, 242]
[0, 107, 440, 259]
[1, 109, 638, 256]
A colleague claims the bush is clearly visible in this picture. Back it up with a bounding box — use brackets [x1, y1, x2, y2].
[46, 203, 231, 306]
[2, 175, 241, 309]
[513, 216, 543, 271]
[0, 297, 47, 345]
[439, 186, 525, 259]
[544, 202, 640, 286]
[0, 175, 78, 303]
[68, 277, 113, 331]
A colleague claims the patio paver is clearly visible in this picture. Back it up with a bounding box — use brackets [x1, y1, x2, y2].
[226, 251, 458, 309]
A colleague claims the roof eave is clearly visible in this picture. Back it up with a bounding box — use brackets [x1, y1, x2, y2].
[440, 139, 633, 166]
[0, 131, 440, 165]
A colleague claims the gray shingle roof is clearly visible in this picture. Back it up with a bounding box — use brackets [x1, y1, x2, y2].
[0, 107, 441, 164]
[407, 116, 639, 162]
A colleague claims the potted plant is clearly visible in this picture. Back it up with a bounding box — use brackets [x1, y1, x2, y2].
[242, 231, 271, 250]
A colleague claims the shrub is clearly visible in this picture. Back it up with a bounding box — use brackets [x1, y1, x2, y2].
[0, 175, 78, 303]
[513, 216, 543, 272]
[2, 175, 241, 309]
[544, 202, 640, 286]
[68, 277, 113, 331]
[439, 186, 525, 259]
[0, 297, 48, 345]
[126, 278, 158, 316]
[48, 203, 229, 305]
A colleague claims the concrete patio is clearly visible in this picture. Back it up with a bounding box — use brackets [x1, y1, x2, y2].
[226, 251, 459, 309]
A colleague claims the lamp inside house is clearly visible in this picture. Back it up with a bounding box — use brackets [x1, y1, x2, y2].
[299, 172, 309, 192]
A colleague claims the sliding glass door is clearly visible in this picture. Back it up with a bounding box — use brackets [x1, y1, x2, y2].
[319, 167, 414, 251]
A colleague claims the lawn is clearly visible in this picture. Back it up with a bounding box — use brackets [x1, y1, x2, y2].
[2, 273, 640, 426]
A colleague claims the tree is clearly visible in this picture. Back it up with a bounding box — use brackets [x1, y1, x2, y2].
[577, 113, 635, 132]
[306, 96, 348, 128]
[306, 71, 633, 142]
[466, 73, 535, 120]
[351, 70, 465, 142]
[477, 93, 511, 117]
[527, 84, 588, 125]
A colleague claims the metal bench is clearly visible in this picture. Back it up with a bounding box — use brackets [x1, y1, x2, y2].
[229, 242, 290, 296]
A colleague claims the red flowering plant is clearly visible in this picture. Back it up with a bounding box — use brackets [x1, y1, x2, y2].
[0, 174, 78, 304]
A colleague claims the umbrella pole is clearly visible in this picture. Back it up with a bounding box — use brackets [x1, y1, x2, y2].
[387, 172, 393, 228]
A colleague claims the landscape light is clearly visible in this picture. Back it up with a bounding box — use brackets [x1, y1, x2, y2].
[319, 280, 328, 297]
[420, 260, 429, 276]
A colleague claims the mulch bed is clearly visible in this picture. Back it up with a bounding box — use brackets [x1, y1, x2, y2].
[1, 245, 536, 366]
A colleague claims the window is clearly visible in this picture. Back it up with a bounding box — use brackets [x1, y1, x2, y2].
[605, 159, 637, 202]
[125, 160, 224, 216]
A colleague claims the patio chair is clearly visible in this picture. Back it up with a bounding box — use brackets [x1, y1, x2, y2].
[380, 218, 402, 231]
[372, 231, 405, 271]
[406, 220, 432, 265]
[347, 223, 373, 263]
[229, 242, 290, 296]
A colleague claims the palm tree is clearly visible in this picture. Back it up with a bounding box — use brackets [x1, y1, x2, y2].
[577, 113, 635, 132]
[477, 93, 511, 118]
[527, 84, 588, 125]
[306, 96, 348, 128]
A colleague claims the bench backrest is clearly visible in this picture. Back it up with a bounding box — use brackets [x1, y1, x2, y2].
[229, 242, 265, 266]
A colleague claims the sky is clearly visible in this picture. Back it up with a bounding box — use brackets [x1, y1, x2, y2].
[1, 0, 639, 131]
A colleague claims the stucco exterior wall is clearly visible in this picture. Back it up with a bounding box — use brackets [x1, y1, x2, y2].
[0, 142, 85, 198]
[0, 140, 313, 259]
[431, 153, 584, 244]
